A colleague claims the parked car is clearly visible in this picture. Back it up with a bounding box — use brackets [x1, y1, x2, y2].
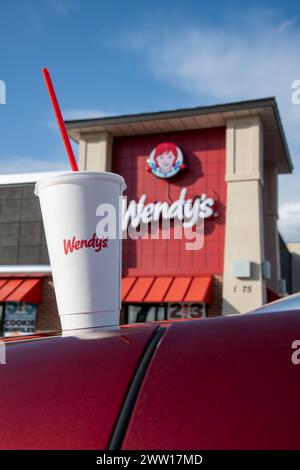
[1, 294, 300, 450]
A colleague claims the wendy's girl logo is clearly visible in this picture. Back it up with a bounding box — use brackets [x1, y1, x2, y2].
[147, 142, 186, 179]
[63, 233, 108, 255]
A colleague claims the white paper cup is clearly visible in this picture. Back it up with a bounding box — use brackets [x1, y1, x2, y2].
[35, 171, 126, 331]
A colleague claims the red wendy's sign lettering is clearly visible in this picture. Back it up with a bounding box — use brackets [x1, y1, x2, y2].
[147, 142, 186, 179]
[63, 234, 108, 255]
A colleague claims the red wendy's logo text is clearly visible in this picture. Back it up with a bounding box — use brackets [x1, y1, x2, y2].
[63, 233, 108, 255]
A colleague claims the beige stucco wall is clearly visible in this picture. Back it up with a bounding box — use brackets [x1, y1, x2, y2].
[263, 164, 281, 293]
[78, 131, 113, 171]
[222, 116, 267, 314]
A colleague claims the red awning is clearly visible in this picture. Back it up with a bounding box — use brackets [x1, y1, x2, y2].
[122, 276, 212, 303]
[0, 278, 42, 303]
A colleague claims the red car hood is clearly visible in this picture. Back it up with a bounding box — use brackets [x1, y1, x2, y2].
[0, 324, 158, 449]
[1, 307, 300, 450]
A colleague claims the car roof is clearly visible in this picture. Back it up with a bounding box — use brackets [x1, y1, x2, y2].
[123, 310, 300, 449]
[1, 302, 300, 449]
[0, 323, 158, 449]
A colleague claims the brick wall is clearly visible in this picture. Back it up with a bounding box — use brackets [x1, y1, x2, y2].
[36, 277, 61, 332]
[120, 304, 126, 325]
[207, 276, 223, 317]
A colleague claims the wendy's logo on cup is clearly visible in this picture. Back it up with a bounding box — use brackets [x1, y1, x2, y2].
[147, 142, 186, 179]
[63, 233, 108, 255]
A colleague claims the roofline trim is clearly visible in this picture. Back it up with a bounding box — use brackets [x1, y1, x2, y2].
[65, 97, 293, 172]
[65, 97, 277, 128]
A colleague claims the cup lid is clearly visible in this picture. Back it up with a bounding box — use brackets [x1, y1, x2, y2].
[35, 171, 126, 196]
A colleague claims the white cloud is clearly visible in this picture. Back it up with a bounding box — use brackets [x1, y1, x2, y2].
[63, 109, 114, 120]
[114, 17, 300, 146]
[45, 109, 114, 131]
[279, 201, 300, 242]
[0, 156, 69, 174]
[46, 0, 76, 17]
[278, 17, 298, 32]
[112, 15, 300, 241]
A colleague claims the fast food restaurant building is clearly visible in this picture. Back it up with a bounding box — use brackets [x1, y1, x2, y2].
[0, 98, 295, 333]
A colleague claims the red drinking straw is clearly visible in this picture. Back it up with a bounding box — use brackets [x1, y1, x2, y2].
[42, 68, 79, 172]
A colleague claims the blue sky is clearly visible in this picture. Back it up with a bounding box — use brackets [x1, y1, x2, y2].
[1, 0, 300, 239]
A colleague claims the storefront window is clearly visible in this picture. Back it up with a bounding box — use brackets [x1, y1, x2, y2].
[3, 302, 37, 337]
[126, 302, 206, 323]
[127, 304, 167, 323]
[0, 304, 4, 336]
[167, 302, 206, 320]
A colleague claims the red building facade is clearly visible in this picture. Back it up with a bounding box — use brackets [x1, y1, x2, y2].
[113, 127, 226, 277]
